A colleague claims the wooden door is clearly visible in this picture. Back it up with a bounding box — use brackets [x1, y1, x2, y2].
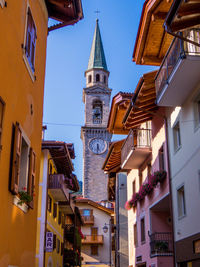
[91, 227, 98, 241]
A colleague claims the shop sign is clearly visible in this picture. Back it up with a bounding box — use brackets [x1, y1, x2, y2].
[46, 232, 53, 252]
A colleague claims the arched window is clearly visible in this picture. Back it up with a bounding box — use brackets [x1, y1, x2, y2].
[88, 75, 92, 83]
[96, 74, 100, 82]
[93, 100, 102, 124]
[104, 75, 106, 84]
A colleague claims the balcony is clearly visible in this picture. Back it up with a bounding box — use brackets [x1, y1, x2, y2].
[155, 28, 200, 106]
[48, 174, 69, 202]
[149, 232, 173, 257]
[121, 129, 152, 170]
[81, 214, 94, 225]
[82, 235, 104, 245]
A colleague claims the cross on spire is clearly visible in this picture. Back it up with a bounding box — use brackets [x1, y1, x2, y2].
[94, 9, 100, 19]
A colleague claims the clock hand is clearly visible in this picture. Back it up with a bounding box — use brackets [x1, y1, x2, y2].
[97, 143, 99, 153]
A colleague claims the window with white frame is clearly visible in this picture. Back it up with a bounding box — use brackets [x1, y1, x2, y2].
[177, 185, 186, 218]
[23, 6, 37, 80]
[173, 121, 181, 151]
[0, 0, 5, 8]
[10, 122, 36, 207]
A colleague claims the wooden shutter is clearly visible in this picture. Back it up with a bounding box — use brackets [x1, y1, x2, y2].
[58, 211, 62, 225]
[61, 215, 66, 228]
[53, 234, 56, 250]
[10, 122, 22, 195]
[27, 147, 36, 209]
[53, 203, 57, 218]
[61, 242, 64, 256]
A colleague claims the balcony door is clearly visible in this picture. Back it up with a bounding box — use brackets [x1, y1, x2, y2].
[91, 227, 98, 241]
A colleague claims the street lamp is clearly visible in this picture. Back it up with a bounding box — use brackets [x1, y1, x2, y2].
[103, 223, 109, 233]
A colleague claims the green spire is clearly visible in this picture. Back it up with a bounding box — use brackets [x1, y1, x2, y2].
[87, 19, 108, 71]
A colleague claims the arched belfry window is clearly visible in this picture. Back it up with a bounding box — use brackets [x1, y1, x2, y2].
[96, 74, 100, 82]
[93, 100, 102, 124]
[88, 75, 92, 83]
[104, 75, 106, 84]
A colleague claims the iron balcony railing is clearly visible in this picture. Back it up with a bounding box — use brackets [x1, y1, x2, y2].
[82, 235, 104, 244]
[48, 174, 69, 201]
[149, 232, 173, 257]
[155, 28, 200, 99]
[121, 128, 152, 165]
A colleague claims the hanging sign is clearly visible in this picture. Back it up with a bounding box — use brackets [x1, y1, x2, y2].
[46, 232, 53, 252]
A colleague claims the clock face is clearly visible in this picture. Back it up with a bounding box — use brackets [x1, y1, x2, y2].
[89, 138, 107, 154]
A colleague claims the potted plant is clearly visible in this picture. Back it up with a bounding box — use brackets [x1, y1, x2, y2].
[18, 187, 33, 206]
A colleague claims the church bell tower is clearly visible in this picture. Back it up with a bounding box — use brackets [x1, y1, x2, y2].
[81, 19, 112, 202]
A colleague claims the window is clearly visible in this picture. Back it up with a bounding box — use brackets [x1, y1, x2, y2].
[10, 122, 36, 207]
[134, 223, 138, 247]
[53, 203, 57, 218]
[23, 7, 37, 80]
[194, 97, 200, 129]
[57, 238, 60, 254]
[140, 217, 145, 243]
[96, 74, 100, 82]
[47, 195, 52, 212]
[58, 211, 62, 225]
[104, 75, 106, 83]
[177, 185, 186, 218]
[139, 171, 143, 188]
[83, 209, 91, 216]
[0, 0, 5, 8]
[93, 100, 102, 124]
[173, 121, 181, 151]
[88, 75, 92, 83]
[91, 245, 98, 255]
[132, 180, 136, 195]
[159, 145, 165, 170]
[0, 98, 5, 151]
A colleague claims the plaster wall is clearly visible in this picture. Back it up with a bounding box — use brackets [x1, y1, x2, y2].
[167, 82, 200, 242]
[126, 118, 172, 267]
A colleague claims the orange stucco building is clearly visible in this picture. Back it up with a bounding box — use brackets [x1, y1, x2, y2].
[0, 0, 83, 266]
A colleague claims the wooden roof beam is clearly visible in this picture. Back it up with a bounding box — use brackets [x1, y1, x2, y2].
[171, 15, 200, 32]
[151, 12, 168, 21]
[141, 56, 162, 66]
[125, 116, 153, 129]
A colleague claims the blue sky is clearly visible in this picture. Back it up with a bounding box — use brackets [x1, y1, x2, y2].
[43, 0, 155, 181]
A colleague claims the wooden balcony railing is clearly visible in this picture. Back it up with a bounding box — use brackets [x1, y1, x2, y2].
[82, 235, 104, 245]
[121, 129, 152, 169]
[48, 174, 70, 202]
[149, 232, 173, 257]
[81, 215, 94, 225]
[155, 28, 200, 100]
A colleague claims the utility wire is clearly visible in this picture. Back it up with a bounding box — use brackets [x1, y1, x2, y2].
[43, 122, 82, 127]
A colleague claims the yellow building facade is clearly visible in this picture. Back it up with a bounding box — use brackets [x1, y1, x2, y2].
[0, 1, 48, 266]
[0, 1, 83, 266]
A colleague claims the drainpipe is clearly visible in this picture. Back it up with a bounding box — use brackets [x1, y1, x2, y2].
[164, 117, 176, 267]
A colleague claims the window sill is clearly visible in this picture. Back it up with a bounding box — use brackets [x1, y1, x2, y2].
[174, 145, 182, 155]
[23, 53, 36, 82]
[178, 214, 186, 221]
[13, 195, 28, 213]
